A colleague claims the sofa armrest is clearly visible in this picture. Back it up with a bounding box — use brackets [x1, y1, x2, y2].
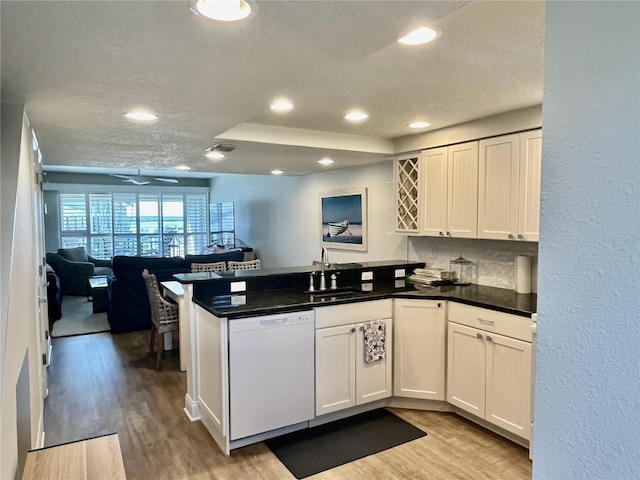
[88, 255, 113, 268]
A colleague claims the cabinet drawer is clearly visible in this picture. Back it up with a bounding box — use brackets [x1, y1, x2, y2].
[315, 299, 392, 329]
[447, 302, 532, 342]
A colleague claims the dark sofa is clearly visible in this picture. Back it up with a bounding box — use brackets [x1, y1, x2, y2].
[107, 250, 244, 333]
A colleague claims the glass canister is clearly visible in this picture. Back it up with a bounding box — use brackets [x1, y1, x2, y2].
[449, 254, 473, 285]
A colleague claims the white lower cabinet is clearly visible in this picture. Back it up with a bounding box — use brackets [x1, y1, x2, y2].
[393, 299, 446, 400]
[447, 303, 533, 440]
[315, 301, 393, 416]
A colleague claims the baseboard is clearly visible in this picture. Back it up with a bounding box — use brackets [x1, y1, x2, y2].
[36, 413, 45, 449]
[388, 397, 450, 412]
[452, 407, 530, 449]
[184, 393, 201, 422]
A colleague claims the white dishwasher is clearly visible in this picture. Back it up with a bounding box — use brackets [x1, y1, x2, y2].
[229, 311, 315, 441]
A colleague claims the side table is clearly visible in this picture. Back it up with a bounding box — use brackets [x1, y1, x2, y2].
[87, 275, 108, 314]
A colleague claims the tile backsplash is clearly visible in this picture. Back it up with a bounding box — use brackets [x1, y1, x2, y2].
[408, 236, 538, 292]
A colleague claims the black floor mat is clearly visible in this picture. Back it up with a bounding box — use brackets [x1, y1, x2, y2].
[265, 409, 427, 479]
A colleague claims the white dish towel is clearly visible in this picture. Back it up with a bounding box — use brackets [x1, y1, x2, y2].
[363, 320, 386, 363]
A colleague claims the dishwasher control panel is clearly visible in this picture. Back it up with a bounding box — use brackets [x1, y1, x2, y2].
[287, 313, 314, 324]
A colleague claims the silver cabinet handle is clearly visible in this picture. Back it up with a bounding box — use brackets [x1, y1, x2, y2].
[476, 333, 483, 339]
[508, 233, 514, 239]
[517, 234, 524, 239]
[478, 318, 495, 325]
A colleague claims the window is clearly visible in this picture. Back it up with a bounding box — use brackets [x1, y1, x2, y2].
[59, 192, 209, 258]
[187, 195, 209, 254]
[210, 202, 235, 248]
[60, 193, 88, 249]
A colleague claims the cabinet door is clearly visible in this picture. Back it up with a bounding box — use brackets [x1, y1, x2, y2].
[517, 130, 542, 241]
[478, 134, 520, 240]
[395, 156, 421, 233]
[355, 318, 393, 405]
[447, 322, 486, 417]
[393, 300, 446, 400]
[421, 147, 449, 237]
[485, 332, 532, 439]
[447, 141, 479, 238]
[315, 324, 356, 415]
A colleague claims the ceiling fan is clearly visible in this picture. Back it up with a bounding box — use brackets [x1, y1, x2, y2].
[110, 169, 179, 185]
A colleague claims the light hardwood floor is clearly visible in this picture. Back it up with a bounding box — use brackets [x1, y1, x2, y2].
[44, 331, 531, 480]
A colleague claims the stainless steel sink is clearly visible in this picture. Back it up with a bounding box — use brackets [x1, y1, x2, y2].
[306, 288, 363, 298]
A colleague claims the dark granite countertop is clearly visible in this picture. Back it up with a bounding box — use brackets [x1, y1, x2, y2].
[192, 282, 536, 320]
[174, 259, 421, 283]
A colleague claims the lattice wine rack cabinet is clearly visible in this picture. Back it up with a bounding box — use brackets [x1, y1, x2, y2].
[395, 155, 420, 233]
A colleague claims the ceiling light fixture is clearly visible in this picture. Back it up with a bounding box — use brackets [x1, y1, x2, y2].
[271, 169, 284, 175]
[124, 111, 158, 121]
[205, 151, 225, 160]
[189, 0, 251, 22]
[398, 26, 439, 45]
[175, 165, 191, 170]
[270, 100, 294, 112]
[318, 158, 334, 166]
[408, 121, 431, 129]
[345, 111, 369, 122]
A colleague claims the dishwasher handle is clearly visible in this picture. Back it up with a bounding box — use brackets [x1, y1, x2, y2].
[259, 318, 288, 327]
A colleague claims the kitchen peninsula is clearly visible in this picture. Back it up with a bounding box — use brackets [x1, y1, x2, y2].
[173, 260, 536, 456]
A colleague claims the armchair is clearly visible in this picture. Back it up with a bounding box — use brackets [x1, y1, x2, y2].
[46, 247, 112, 296]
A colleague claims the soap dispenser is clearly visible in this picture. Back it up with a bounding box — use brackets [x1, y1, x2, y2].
[330, 272, 339, 290]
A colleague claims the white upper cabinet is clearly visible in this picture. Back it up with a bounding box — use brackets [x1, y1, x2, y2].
[421, 141, 479, 238]
[517, 130, 542, 241]
[478, 130, 541, 241]
[421, 147, 448, 236]
[478, 133, 521, 240]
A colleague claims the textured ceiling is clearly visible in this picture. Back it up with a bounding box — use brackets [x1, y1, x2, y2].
[1, 1, 544, 177]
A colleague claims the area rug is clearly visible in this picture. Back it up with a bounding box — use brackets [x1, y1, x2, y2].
[265, 409, 427, 479]
[51, 295, 110, 337]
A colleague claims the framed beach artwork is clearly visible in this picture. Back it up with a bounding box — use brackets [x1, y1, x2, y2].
[320, 188, 367, 251]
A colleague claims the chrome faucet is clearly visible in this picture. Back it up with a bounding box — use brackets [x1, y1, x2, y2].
[319, 247, 329, 290]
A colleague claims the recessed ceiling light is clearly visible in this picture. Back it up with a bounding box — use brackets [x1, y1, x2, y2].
[189, 0, 251, 22]
[175, 165, 191, 171]
[270, 100, 294, 112]
[124, 111, 158, 121]
[271, 169, 284, 175]
[345, 111, 369, 122]
[398, 27, 439, 45]
[408, 121, 431, 129]
[318, 158, 334, 166]
[205, 151, 225, 160]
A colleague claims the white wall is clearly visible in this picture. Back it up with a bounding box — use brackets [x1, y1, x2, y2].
[210, 173, 300, 268]
[1, 106, 46, 478]
[534, 3, 640, 479]
[210, 162, 408, 268]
